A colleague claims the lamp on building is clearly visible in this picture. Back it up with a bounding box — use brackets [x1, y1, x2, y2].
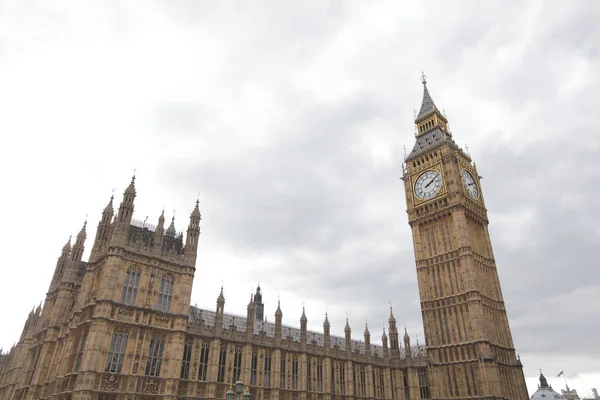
[227, 378, 251, 400]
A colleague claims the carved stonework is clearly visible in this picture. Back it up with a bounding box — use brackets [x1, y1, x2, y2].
[100, 374, 119, 392]
[142, 378, 159, 394]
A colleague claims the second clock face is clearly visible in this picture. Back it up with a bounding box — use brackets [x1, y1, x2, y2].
[461, 169, 479, 199]
[414, 170, 443, 200]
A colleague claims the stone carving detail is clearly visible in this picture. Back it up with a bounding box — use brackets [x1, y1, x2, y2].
[100, 374, 120, 391]
[142, 378, 159, 394]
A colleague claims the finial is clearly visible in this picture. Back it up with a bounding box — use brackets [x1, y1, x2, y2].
[403, 145, 407, 158]
[465, 144, 470, 155]
[413, 108, 417, 119]
[421, 71, 427, 85]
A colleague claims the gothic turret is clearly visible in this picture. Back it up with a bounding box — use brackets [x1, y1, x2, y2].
[215, 286, 225, 333]
[382, 327, 389, 359]
[253, 285, 264, 321]
[95, 195, 114, 242]
[246, 294, 255, 336]
[274, 299, 282, 342]
[364, 322, 371, 355]
[117, 176, 136, 225]
[49, 237, 71, 292]
[166, 216, 176, 237]
[323, 312, 331, 350]
[344, 318, 351, 353]
[404, 328, 412, 359]
[300, 306, 307, 345]
[70, 221, 87, 263]
[388, 306, 399, 353]
[154, 210, 165, 247]
[184, 200, 201, 262]
[62, 221, 86, 283]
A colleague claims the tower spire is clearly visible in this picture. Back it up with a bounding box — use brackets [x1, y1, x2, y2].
[414, 73, 449, 136]
[117, 175, 136, 225]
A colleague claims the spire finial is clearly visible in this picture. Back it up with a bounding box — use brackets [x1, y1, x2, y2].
[421, 71, 427, 85]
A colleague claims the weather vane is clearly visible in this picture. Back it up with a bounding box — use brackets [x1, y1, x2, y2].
[421, 71, 427, 85]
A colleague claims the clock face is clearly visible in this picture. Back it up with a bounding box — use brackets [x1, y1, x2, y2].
[414, 170, 443, 200]
[461, 170, 479, 199]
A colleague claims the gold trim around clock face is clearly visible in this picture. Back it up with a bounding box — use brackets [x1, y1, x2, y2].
[411, 166, 446, 205]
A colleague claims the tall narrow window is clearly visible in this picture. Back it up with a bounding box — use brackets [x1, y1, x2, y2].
[198, 342, 210, 381]
[145, 337, 165, 376]
[263, 352, 272, 387]
[291, 357, 298, 390]
[418, 367, 430, 400]
[156, 274, 174, 312]
[120, 267, 140, 306]
[359, 365, 366, 397]
[316, 360, 323, 392]
[353, 367, 357, 396]
[306, 358, 312, 391]
[180, 341, 192, 379]
[232, 346, 243, 383]
[217, 344, 227, 383]
[105, 332, 127, 373]
[331, 365, 335, 393]
[251, 351, 258, 385]
[403, 370, 410, 400]
[339, 365, 345, 395]
[280, 354, 286, 389]
[379, 368, 385, 398]
[75, 332, 87, 371]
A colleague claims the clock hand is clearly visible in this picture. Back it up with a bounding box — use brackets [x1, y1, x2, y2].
[425, 178, 436, 188]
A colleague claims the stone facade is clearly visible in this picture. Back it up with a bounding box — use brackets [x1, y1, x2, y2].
[0, 79, 527, 400]
[401, 75, 528, 400]
[0, 176, 428, 400]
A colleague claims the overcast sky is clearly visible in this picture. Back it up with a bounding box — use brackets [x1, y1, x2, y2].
[1, 0, 599, 396]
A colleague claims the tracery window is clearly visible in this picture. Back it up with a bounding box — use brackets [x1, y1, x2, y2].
[280, 354, 286, 389]
[145, 337, 165, 376]
[263, 351, 272, 387]
[316, 360, 323, 392]
[339, 364, 346, 395]
[306, 358, 312, 391]
[403, 369, 410, 400]
[418, 367, 431, 399]
[232, 346, 243, 383]
[198, 342, 210, 381]
[180, 341, 192, 379]
[156, 274, 174, 312]
[120, 267, 140, 306]
[217, 344, 227, 383]
[359, 365, 366, 397]
[75, 332, 87, 371]
[105, 332, 127, 373]
[251, 351, 258, 385]
[291, 356, 299, 390]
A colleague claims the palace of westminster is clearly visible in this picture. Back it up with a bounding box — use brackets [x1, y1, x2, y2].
[0, 78, 531, 400]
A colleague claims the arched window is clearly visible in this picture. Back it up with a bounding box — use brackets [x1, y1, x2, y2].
[156, 274, 174, 312]
[145, 337, 165, 376]
[120, 267, 140, 306]
[75, 332, 87, 371]
[105, 331, 128, 373]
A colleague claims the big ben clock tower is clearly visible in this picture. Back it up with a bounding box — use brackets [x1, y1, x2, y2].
[402, 74, 529, 400]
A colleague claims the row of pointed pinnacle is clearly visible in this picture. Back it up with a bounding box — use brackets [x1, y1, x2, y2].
[61, 174, 201, 250]
[219, 285, 416, 346]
